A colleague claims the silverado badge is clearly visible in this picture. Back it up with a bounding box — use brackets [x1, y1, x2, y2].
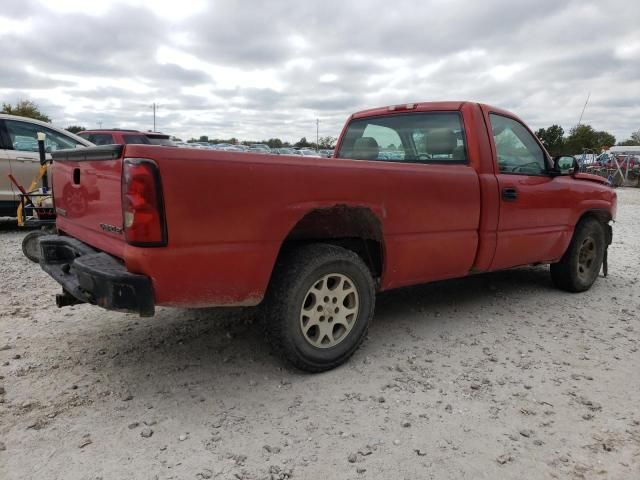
[100, 223, 123, 234]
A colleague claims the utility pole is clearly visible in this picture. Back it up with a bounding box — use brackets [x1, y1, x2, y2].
[316, 118, 319, 151]
[151, 103, 159, 131]
[97, 121, 103, 128]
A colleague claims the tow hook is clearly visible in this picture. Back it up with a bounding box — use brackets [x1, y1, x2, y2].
[56, 290, 84, 308]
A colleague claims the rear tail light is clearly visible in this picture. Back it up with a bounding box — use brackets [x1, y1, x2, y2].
[122, 158, 167, 246]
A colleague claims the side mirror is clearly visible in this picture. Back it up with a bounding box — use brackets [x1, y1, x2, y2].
[553, 156, 579, 175]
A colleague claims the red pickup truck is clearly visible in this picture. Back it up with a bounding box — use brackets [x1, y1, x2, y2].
[41, 101, 616, 371]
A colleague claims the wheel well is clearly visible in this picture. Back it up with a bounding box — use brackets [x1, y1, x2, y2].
[279, 205, 384, 280]
[578, 209, 611, 226]
[577, 209, 612, 243]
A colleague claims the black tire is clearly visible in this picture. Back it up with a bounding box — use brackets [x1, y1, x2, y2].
[550, 218, 605, 292]
[263, 244, 375, 372]
[22, 230, 48, 263]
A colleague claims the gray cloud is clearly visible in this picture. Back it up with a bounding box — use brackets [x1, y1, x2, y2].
[1, 0, 639, 142]
[1, 68, 75, 89]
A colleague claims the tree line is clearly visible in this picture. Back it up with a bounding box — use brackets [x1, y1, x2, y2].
[0, 100, 338, 148]
[535, 124, 639, 156]
[3, 99, 637, 153]
[1, 100, 87, 132]
[183, 135, 337, 149]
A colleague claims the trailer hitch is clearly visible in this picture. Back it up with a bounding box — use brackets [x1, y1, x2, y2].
[56, 290, 85, 308]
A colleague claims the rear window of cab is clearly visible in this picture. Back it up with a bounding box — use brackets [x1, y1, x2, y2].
[337, 112, 467, 164]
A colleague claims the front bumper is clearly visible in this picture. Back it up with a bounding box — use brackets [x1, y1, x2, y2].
[39, 235, 155, 317]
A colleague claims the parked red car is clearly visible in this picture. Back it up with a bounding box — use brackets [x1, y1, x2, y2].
[42, 101, 616, 371]
[78, 129, 175, 147]
[77, 129, 152, 146]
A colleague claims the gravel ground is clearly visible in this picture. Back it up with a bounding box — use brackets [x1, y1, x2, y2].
[1, 189, 639, 480]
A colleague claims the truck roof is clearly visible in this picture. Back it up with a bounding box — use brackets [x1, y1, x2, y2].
[348, 101, 523, 129]
[80, 128, 142, 133]
[351, 101, 469, 119]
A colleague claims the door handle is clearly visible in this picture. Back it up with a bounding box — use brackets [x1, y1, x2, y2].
[502, 187, 518, 201]
[16, 156, 36, 162]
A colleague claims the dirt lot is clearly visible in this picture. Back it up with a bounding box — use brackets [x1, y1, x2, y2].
[1, 189, 639, 480]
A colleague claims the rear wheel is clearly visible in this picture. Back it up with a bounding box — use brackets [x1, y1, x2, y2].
[550, 218, 605, 292]
[264, 244, 375, 372]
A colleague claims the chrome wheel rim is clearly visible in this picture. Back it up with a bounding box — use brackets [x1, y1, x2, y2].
[577, 236, 597, 281]
[299, 273, 359, 349]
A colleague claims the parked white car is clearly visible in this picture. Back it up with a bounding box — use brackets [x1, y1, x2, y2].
[299, 149, 322, 157]
[0, 114, 93, 216]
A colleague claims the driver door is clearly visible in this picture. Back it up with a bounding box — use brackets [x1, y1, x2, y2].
[489, 113, 572, 270]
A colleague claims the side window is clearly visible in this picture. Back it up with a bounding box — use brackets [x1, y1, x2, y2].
[5, 120, 83, 152]
[337, 112, 467, 163]
[123, 134, 151, 145]
[489, 114, 547, 174]
[86, 134, 114, 145]
[5, 120, 39, 152]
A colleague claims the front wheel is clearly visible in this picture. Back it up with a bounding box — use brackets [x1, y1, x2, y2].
[550, 218, 606, 292]
[263, 244, 375, 372]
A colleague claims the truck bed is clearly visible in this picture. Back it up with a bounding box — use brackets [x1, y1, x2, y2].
[51, 144, 481, 307]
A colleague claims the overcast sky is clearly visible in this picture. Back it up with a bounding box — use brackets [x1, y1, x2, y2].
[1, 0, 639, 142]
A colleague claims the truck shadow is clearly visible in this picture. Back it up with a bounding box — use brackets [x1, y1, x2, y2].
[374, 264, 554, 323]
[71, 265, 556, 383]
[0, 218, 19, 231]
[32, 263, 601, 415]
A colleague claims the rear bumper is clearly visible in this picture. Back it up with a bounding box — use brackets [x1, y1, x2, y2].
[39, 235, 155, 317]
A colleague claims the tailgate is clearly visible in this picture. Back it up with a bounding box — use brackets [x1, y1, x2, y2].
[51, 145, 126, 258]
